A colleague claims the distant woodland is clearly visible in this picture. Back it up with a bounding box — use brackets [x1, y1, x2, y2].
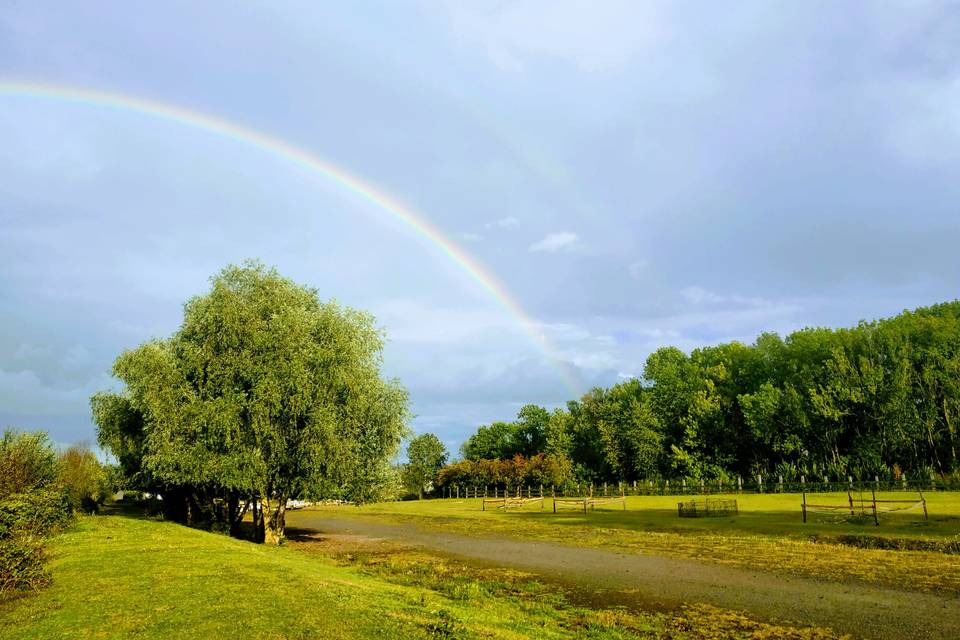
[443, 302, 960, 488]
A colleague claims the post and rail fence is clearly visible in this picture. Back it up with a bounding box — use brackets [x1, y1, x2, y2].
[435, 475, 956, 501]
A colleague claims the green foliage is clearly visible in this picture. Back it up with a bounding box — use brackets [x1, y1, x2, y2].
[0, 489, 73, 539]
[452, 300, 960, 483]
[403, 434, 448, 498]
[0, 429, 74, 595]
[57, 445, 109, 513]
[0, 535, 50, 593]
[0, 430, 58, 500]
[460, 404, 552, 461]
[92, 261, 410, 542]
[460, 421, 517, 460]
[437, 454, 571, 490]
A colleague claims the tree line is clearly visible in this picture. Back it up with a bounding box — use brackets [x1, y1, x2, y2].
[449, 301, 960, 488]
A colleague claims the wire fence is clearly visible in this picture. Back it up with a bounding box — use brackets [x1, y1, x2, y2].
[434, 475, 960, 500]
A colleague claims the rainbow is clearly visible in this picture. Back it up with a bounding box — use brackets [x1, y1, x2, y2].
[0, 81, 581, 396]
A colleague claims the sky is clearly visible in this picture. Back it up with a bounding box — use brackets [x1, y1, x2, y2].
[2, 2, 959, 455]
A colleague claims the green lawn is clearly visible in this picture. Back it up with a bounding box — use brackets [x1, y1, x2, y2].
[315, 491, 960, 540]
[289, 491, 960, 593]
[0, 514, 846, 640]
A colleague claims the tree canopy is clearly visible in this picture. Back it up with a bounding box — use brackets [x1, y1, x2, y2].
[402, 433, 448, 499]
[449, 301, 960, 486]
[93, 261, 409, 543]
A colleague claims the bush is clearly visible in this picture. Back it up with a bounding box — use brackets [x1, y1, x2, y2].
[0, 536, 50, 592]
[0, 430, 58, 500]
[0, 490, 73, 539]
[57, 445, 109, 513]
[0, 430, 76, 596]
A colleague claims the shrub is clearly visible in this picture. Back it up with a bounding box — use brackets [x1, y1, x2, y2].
[0, 430, 58, 500]
[0, 490, 72, 596]
[0, 489, 73, 539]
[0, 536, 51, 592]
[0, 431, 76, 596]
[57, 445, 109, 513]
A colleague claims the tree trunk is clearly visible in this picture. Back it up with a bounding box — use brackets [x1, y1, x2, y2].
[251, 495, 265, 543]
[228, 493, 247, 538]
[261, 495, 287, 545]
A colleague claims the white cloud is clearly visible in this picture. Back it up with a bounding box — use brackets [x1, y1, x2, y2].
[529, 231, 579, 253]
[457, 232, 483, 242]
[485, 216, 520, 229]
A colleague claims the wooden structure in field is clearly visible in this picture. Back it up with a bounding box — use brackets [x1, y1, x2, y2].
[482, 496, 544, 511]
[801, 490, 927, 525]
[552, 493, 626, 514]
[677, 498, 738, 518]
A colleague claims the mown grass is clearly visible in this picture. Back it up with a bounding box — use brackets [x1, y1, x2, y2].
[288, 492, 960, 593]
[0, 515, 847, 639]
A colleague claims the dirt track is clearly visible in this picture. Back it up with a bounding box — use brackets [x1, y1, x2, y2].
[291, 513, 960, 640]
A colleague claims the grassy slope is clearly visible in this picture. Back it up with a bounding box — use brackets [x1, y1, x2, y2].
[0, 515, 846, 640]
[288, 492, 960, 593]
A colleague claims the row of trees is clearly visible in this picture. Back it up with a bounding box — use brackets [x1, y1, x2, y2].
[93, 262, 409, 544]
[454, 301, 960, 486]
[437, 454, 571, 491]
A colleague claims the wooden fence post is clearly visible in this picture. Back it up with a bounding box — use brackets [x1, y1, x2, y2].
[802, 491, 807, 523]
[871, 489, 879, 526]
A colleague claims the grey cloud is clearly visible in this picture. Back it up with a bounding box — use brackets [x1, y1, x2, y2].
[2, 2, 960, 452]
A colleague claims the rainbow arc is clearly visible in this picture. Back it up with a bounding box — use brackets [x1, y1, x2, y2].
[0, 81, 581, 397]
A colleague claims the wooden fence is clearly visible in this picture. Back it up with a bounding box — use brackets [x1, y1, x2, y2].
[551, 494, 626, 514]
[482, 496, 544, 511]
[801, 490, 928, 525]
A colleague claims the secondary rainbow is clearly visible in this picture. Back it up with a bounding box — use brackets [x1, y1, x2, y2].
[0, 81, 581, 396]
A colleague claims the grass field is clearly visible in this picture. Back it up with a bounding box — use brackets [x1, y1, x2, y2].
[0, 514, 848, 640]
[288, 491, 960, 593]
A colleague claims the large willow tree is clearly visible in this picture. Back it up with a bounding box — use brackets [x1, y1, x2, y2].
[93, 262, 408, 544]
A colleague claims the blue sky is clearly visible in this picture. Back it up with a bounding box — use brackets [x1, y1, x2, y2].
[2, 2, 959, 455]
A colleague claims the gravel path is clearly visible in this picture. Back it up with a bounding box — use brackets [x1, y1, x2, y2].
[291, 513, 960, 640]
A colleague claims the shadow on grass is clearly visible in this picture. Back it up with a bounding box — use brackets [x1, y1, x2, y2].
[98, 501, 266, 542]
